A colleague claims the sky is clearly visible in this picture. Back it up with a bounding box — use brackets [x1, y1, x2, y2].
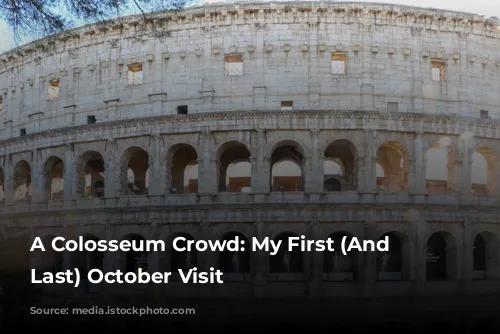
[0, 0, 499, 53]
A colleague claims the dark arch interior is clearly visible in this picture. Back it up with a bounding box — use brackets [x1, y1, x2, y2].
[426, 233, 447, 281]
[124, 234, 147, 273]
[170, 233, 197, 271]
[473, 234, 486, 272]
[377, 233, 403, 281]
[270, 232, 303, 273]
[323, 232, 357, 281]
[219, 232, 250, 273]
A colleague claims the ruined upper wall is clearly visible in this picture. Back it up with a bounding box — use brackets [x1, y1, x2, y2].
[0, 1, 500, 140]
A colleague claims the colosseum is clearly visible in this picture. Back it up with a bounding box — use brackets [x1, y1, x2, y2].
[1, 0, 500, 329]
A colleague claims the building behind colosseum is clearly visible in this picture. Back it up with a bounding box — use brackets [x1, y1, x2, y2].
[1, 0, 500, 328]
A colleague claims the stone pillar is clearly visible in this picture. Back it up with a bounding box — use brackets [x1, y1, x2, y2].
[147, 134, 163, 196]
[460, 140, 473, 197]
[305, 129, 322, 193]
[461, 218, 473, 293]
[308, 220, 323, 297]
[363, 129, 377, 195]
[63, 144, 75, 201]
[252, 221, 268, 297]
[411, 217, 427, 295]
[31, 149, 44, 202]
[411, 132, 426, 196]
[198, 129, 217, 194]
[4, 154, 13, 205]
[199, 221, 216, 297]
[251, 128, 269, 194]
[104, 139, 119, 198]
[360, 215, 378, 297]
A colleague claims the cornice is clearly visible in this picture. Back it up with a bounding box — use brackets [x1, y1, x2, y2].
[0, 110, 498, 149]
[0, 1, 498, 69]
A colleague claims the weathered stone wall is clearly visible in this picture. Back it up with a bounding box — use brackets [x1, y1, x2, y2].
[0, 1, 499, 139]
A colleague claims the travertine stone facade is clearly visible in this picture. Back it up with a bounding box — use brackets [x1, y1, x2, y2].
[0, 2, 500, 299]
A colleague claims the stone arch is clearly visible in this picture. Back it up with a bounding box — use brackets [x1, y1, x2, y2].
[43, 156, 64, 200]
[376, 141, 409, 192]
[165, 232, 198, 272]
[0, 167, 4, 204]
[323, 231, 358, 281]
[120, 146, 149, 195]
[471, 147, 498, 195]
[376, 231, 410, 281]
[121, 233, 148, 273]
[472, 231, 499, 280]
[425, 136, 456, 195]
[219, 231, 250, 273]
[323, 139, 358, 191]
[269, 232, 303, 276]
[76, 151, 105, 198]
[216, 141, 251, 193]
[425, 231, 458, 281]
[270, 140, 305, 192]
[167, 143, 198, 194]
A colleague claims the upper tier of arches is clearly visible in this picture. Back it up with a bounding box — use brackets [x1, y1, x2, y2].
[0, 124, 498, 207]
[0, 2, 499, 140]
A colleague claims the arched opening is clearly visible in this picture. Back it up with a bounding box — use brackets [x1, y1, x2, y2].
[217, 142, 251, 193]
[77, 151, 105, 198]
[122, 234, 148, 273]
[120, 147, 149, 195]
[426, 232, 456, 281]
[323, 139, 357, 191]
[167, 232, 198, 272]
[425, 137, 455, 195]
[473, 232, 499, 280]
[168, 144, 198, 194]
[43, 156, 64, 200]
[377, 232, 405, 281]
[13, 160, 31, 202]
[269, 232, 303, 280]
[0, 168, 4, 204]
[270, 142, 304, 192]
[73, 235, 104, 275]
[40, 235, 64, 274]
[72, 235, 104, 291]
[323, 232, 357, 281]
[219, 232, 250, 280]
[376, 141, 409, 192]
[471, 148, 497, 195]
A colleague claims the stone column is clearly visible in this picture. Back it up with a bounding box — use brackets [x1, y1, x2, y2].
[305, 129, 322, 193]
[363, 129, 377, 195]
[198, 129, 217, 194]
[31, 149, 44, 202]
[147, 134, 163, 196]
[308, 220, 323, 297]
[251, 128, 269, 194]
[461, 218, 473, 293]
[460, 141, 473, 197]
[360, 214, 378, 297]
[63, 144, 75, 201]
[4, 154, 13, 205]
[410, 217, 427, 295]
[199, 221, 216, 297]
[104, 139, 119, 198]
[411, 132, 426, 196]
[252, 221, 268, 297]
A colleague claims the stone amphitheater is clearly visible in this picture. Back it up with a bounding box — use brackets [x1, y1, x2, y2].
[1, 0, 500, 327]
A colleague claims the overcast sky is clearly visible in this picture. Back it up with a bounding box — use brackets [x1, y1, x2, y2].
[0, 0, 498, 53]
